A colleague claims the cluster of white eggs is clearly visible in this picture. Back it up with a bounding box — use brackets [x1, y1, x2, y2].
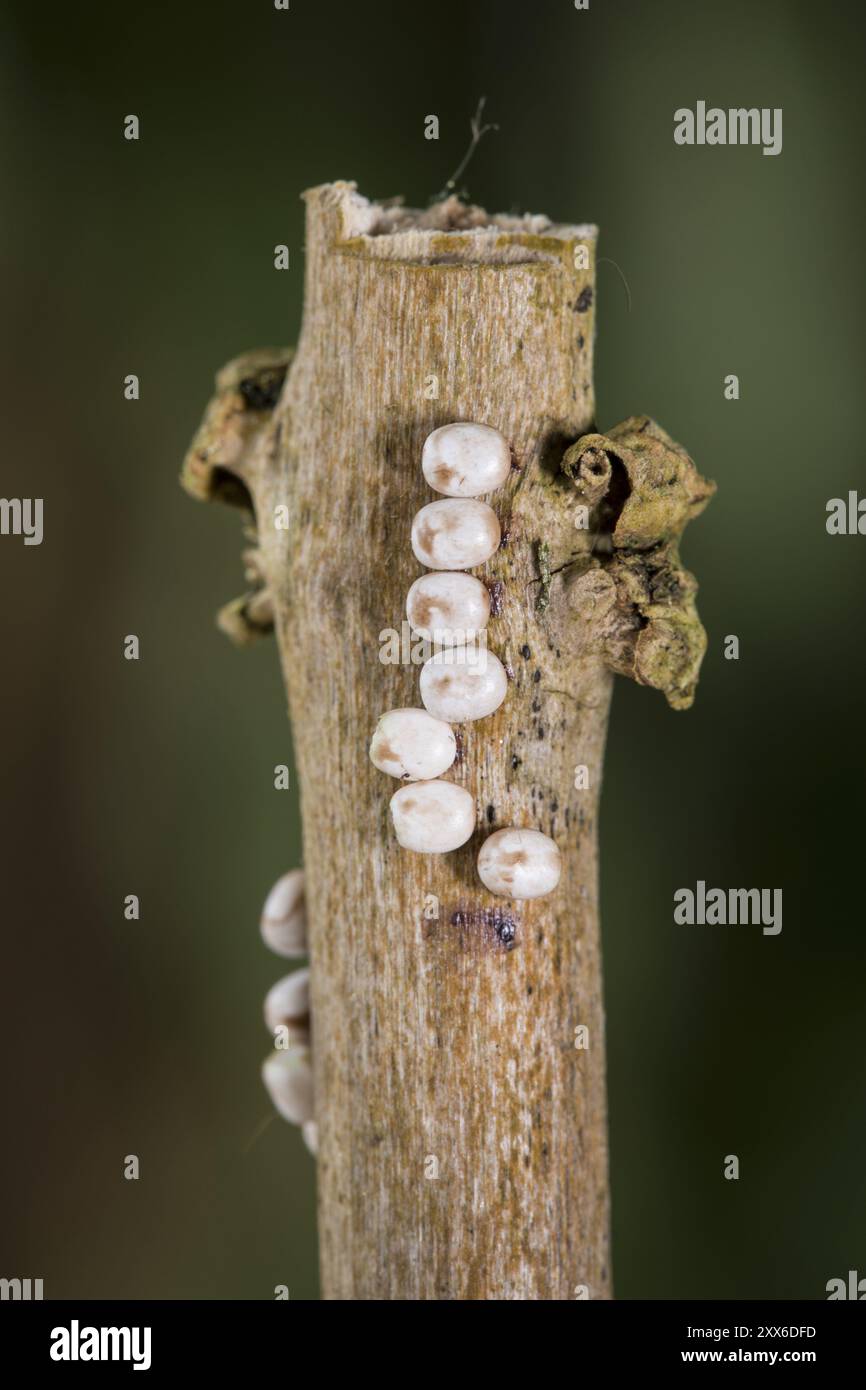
[258, 869, 318, 1154]
[369, 422, 562, 902]
[260, 427, 565, 1148]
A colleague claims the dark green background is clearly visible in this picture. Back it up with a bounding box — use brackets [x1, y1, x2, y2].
[1, 0, 863, 1299]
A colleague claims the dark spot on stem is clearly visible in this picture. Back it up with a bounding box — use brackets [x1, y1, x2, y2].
[450, 905, 520, 952]
[486, 579, 505, 617]
[497, 919, 516, 948]
[453, 727, 465, 765]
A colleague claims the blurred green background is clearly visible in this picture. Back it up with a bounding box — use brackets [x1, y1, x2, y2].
[1, 0, 864, 1300]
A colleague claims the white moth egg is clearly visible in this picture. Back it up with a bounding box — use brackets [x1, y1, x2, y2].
[405, 571, 491, 645]
[261, 1046, 314, 1125]
[369, 707, 456, 781]
[389, 779, 475, 853]
[419, 648, 508, 723]
[477, 827, 562, 900]
[263, 967, 311, 1036]
[260, 869, 306, 957]
[411, 498, 500, 570]
[421, 422, 511, 497]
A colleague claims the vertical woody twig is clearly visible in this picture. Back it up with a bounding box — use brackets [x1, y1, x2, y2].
[182, 181, 713, 1300]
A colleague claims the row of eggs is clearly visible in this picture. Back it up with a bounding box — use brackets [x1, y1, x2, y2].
[260, 429, 569, 1142]
[370, 422, 561, 902]
[258, 870, 317, 1151]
